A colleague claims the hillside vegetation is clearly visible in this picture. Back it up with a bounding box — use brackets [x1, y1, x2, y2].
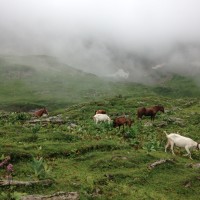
[1, 55, 200, 112]
[0, 94, 200, 199]
[0, 55, 200, 199]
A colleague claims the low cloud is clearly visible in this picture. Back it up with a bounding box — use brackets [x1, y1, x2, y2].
[0, 0, 200, 81]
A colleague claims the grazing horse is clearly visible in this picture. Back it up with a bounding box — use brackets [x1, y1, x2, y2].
[113, 116, 133, 130]
[34, 108, 48, 117]
[137, 105, 164, 121]
[95, 110, 106, 114]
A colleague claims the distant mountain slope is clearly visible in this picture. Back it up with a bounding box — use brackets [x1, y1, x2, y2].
[152, 74, 200, 97]
[0, 55, 151, 111]
[0, 55, 200, 111]
[0, 55, 95, 76]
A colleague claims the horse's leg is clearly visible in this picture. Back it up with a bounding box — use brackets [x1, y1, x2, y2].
[137, 113, 142, 120]
[137, 112, 140, 120]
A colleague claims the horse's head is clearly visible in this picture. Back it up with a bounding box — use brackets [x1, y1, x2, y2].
[159, 106, 164, 113]
[42, 108, 48, 115]
[96, 110, 106, 114]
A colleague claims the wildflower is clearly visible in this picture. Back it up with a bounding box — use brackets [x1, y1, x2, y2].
[6, 164, 14, 184]
[0, 156, 10, 167]
[7, 163, 14, 173]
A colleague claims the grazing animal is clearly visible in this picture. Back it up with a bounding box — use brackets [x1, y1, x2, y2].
[164, 131, 200, 160]
[95, 110, 106, 114]
[113, 116, 133, 130]
[137, 105, 164, 121]
[93, 114, 111, 124]
[34, 108, 48, 117]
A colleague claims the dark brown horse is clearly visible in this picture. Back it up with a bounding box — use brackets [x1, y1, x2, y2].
[34, 108, 48, 117]
[137, 105, 164, 121]
[95, 110, 106, 114]
[113, 116, 133, 130]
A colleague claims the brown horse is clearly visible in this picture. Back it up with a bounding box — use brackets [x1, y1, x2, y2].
[137, 105, 164, 121]
[95, 110, 106, 114]
[113, 116, 133, 130]
[34, 108, 48, 117]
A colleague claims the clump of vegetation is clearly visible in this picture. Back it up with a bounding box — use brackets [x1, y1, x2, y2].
[30, 157, 51, 180]
[0, 190, 26, 200]
[0, 155, 25, 200]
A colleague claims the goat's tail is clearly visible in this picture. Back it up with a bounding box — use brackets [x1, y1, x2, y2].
[163, 131, 168, 137]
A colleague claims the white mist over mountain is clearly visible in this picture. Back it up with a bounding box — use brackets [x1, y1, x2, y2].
[0, 0, 200, 81]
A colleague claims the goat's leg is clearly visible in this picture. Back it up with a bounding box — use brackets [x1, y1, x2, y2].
[184, 146, 192, 160]
[170, 142, 175, 155]
[165, 140, 170, 152]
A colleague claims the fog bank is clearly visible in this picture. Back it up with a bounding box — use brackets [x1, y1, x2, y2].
[0, 0, 200, 81]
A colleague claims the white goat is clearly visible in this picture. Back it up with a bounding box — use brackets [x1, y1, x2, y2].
[93, 114, 111, 124]
[164, 131, 200, 160]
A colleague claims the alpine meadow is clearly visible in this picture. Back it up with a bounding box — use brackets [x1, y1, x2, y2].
[0, 55, 200, 200]
[1, 1, 200, 199]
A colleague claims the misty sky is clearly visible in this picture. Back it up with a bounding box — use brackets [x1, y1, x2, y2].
[0, 0, 200, 78]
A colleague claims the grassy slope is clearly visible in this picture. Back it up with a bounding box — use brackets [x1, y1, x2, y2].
[152, 74, 200, 97]
[1, 55, 200, 112]
[0, 95, 200, 199]
[0, 55, 155, 111]
[0, 55, 200, 199]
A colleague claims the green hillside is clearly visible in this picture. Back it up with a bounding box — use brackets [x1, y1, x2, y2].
[0, 55, 200, 199]
[153, 74, 200, 97]
[0, 94, 200, 199]
[0, 55, 151, 111]
[1, 55, 200, 113]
